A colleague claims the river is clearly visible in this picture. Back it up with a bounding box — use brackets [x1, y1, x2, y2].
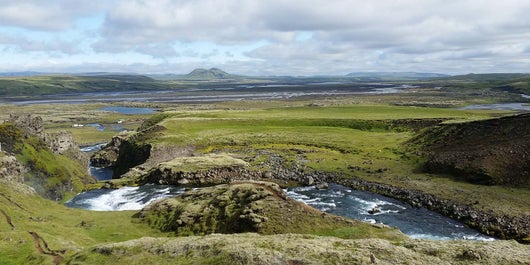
[2, 83, 410, 105]
[68, 133, 495, 241]
[286, 184, 493, 241]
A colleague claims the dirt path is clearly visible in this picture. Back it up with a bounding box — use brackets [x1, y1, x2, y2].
[29, 231, 65, 265]
[0, 192, 28, 211]
[0, 208, 15, 229]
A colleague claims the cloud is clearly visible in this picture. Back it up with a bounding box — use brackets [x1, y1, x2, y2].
[95, 1, 530, 53]
[0, 35, 81, 55]
[2, 0, 530, 74]
[0, 0, 104, 31]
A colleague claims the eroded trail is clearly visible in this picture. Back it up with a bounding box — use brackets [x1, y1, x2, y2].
[29, 231, 65, 265]
[1, 191, 65, 264]
[0, 208, 15, 229]
[0, 192, 28, 211]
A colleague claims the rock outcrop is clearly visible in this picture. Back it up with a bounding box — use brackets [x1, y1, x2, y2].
[0, 154, 25, 183]
[2, 113, 94, 200]
[89, 135, 124, 168]
[136, 181, 401, 238]
[8, 113, 46, 139]
[8, 113, 88, 167]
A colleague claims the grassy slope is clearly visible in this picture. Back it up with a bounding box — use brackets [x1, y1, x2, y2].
[0, 75, 163, 96]
[0, 123, 94, 200]
[0, 180, 168, 265]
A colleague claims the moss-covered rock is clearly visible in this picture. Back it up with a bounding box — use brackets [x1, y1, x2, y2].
[136, 181, 403, 239]
[136, 153, 253, 185]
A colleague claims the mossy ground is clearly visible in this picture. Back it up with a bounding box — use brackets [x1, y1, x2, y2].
[129, 104, 529, 218]
[66, 234, 530, 265]
[159, 153, 249, 172]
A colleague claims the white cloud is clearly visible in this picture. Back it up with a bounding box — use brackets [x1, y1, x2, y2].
[0, 0, 104, 31]
[2, 0, 530, 74]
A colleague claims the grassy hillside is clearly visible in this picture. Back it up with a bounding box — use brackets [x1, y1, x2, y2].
[412, 113, 530, 186]
[1, 99, 529, 264]
[435, 73, 530, 95]
[2, 179, 528, 265]
[104, 104, 530, 220]
[0, 75, 164, 96]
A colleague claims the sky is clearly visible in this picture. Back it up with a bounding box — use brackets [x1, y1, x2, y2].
[1, 0, 530, 76]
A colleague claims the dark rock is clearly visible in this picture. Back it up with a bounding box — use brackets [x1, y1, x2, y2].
[303, 175, 315, 186]
[368, 207, 381, 215]
[315, 182, 329, 190]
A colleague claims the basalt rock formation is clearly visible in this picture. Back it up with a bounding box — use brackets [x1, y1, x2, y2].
[8, 113, 88, 168]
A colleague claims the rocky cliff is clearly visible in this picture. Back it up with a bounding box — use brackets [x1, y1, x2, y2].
[0, 153, 25, 183]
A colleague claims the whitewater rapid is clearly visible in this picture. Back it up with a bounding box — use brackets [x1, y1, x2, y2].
[286, 184, 495, 241]
[65, 185, 186, 211]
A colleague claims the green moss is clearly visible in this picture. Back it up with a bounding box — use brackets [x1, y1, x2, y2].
[159, 153, 249, 173]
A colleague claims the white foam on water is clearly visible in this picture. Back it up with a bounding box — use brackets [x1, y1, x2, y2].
[292, 186, 315, 192]
[285, 190, 310, 201]
[362, 218, 377, 224]
[409, 234, 452, 240]
[351, 196, 406, 214]
[369, 209, 400, 216]
[306, 201, 337, 208]
[71, 186, 182, 211]
[80, 143, 106, 153]
[461, 235, 496, 242]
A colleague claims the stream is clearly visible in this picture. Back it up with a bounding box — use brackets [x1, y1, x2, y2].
[68, 135, 494, 241]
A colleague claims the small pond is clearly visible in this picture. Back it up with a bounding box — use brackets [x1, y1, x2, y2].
[99, 106, 156, 114]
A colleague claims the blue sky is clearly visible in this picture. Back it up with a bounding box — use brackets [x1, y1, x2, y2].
[1, 0, 530, 76]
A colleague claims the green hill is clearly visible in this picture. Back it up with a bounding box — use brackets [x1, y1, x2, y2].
[181, 68, 239, 80]
[0, 74, 163, 97]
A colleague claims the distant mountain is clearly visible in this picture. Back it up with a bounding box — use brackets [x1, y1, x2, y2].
[0, 71, 46, 77]
[346, 72, 449, 81]
[76, 73, 155, 82]
[438, 73, 530, 82]
[183, 68, 238, 80]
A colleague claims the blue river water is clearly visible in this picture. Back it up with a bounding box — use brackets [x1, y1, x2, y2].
[99, 106, 156, 114]
[285, 184, 493, 241]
